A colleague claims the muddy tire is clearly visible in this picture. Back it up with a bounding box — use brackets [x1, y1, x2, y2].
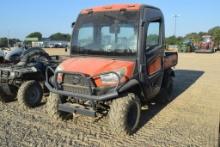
[0, 85, 17, 102]
[109, 93, 141, 135]
[0, 93, 16, 102]
[17, 81, 43, 109]
[47, 92, 67, 121]
[157, 75, 173, 104]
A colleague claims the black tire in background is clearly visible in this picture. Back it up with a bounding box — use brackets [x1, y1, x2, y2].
[17, 80, 43, 109]
[109, 93, 141, 135]
[0, 85, 17, 102]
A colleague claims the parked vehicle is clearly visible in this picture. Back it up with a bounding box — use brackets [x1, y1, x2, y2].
[0, 48, 59, 109]
[4, 47, 25, 63]
[0, 47, 26, 63]
[195, 35, 215, 53]
[45, 4, 178, 135]
[179, 40, 196, 52]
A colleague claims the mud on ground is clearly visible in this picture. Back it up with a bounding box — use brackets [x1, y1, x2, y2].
[0, 53, 220, 147]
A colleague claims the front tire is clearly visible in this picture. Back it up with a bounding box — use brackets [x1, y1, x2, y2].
[109, 93, 141, 135]
[47, 92, 67, 120]
[17, 81, 43, 109]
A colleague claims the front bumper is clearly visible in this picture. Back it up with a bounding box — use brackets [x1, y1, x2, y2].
[45, 66, 120, 101]
[0, 65, 40, 83]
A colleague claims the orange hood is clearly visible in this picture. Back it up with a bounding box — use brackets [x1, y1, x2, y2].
[58, 57, 135, 79]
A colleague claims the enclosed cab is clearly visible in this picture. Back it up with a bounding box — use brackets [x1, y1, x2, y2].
[46, 4, 178, 135]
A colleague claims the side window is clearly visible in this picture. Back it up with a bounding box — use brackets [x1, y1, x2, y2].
[78, 24, 94, 47]
[146, 22, 160, 50]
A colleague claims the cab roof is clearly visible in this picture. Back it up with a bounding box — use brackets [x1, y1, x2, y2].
[80, 4, 143, 14]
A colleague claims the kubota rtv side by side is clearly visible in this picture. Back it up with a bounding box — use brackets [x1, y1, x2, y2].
[45, 4, 178, 135]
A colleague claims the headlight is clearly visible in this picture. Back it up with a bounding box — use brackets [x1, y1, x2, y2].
[100, 68, 126, 85]
[55, 65, 63, 84]
[55, 65, 63, 72]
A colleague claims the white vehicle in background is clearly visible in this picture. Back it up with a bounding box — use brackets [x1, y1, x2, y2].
[4, 47, 25, 62]
[0, 47, 26, 63]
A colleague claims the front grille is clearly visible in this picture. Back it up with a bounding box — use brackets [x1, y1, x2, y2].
[63, 74, 91, 86]
[0, 70, 10, 78]
[62, 73, 94, 95]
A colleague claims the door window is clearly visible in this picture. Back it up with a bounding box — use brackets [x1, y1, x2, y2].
[146, 22, 160, 50]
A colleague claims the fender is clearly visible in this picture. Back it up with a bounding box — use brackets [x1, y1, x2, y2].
[17, 48, 50, 66]
[118, 79, 143, 93]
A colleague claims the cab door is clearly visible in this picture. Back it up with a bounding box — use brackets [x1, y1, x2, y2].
[143, 9, 164, 99]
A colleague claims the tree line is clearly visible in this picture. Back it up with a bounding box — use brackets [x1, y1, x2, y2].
[25, 32, 71, 41]
[0, 32, 71, 48]
[166, 26, 220, 48]
[0, 38, 21, 48]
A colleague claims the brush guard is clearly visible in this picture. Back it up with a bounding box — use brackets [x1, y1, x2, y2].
[45, 66, 120, 101]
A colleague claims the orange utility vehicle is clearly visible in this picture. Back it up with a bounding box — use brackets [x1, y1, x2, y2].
[45, 4, 178, 135]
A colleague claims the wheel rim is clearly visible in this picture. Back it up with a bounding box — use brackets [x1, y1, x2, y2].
[126, 102, 139, 131]
[26, 85, 40, 105]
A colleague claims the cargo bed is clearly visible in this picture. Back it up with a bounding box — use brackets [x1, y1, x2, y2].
[164, 51, 178, 69]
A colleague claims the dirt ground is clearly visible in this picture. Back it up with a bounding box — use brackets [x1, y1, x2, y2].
[0, 52, 220, 147]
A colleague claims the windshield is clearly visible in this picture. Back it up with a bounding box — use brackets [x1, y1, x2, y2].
[71, 11, 140, 57]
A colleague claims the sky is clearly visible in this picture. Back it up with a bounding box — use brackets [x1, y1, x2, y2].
[0, 0, 219, 40]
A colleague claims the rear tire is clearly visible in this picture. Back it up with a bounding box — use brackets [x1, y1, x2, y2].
[213, 48, 216, 53]
[156, 75, 173, 104]
[109, 93, 141, 135]
[17, 81, 43, 109]
[47, 92, 67, 120]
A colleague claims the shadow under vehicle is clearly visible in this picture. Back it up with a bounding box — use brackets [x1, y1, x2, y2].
[138, 69, 204, 131]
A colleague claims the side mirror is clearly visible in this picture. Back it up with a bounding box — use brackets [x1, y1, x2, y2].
[110, 20, 120, 34]
[110, 24, 120, 34]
